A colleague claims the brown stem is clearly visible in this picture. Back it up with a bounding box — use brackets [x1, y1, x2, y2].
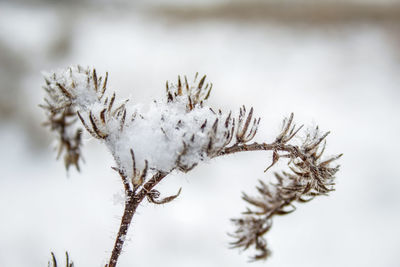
[216, 142, 306, 161]
[107, 171, 168, 267]
[108, 142, 304, 267]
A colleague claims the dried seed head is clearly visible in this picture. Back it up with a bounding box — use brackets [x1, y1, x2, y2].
[229, 114, 341, 261]
[165, 74, 213, 111]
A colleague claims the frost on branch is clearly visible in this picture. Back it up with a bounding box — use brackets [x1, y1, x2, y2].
[40, 66, 342, 266]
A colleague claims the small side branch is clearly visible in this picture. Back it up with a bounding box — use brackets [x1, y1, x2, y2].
[219, 123, 341, 260]
[147, 188, 182, 205]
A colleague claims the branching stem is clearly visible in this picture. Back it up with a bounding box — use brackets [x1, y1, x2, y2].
[107, 171, 168, 267]
[108, 141, 307, 266]
[41, 67, 341, 266]
[107, 141, 306, 267]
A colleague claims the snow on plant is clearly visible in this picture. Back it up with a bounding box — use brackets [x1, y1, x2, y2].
[41, 66, 342, 267]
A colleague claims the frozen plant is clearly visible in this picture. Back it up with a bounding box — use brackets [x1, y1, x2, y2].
[41, 66, 342, 266]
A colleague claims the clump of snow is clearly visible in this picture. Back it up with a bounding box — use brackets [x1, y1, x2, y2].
[42, 66, 234, 182]
[42, 66, 101, 110]
[106, 97, 231, 177]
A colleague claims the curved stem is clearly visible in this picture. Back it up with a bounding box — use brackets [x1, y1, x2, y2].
[216, 142, 305, 161]
[107, 142, 304, 267]
[107, 171, 168, 267]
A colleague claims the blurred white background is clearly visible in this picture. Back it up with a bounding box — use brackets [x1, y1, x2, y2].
[1, 0, 400, 266]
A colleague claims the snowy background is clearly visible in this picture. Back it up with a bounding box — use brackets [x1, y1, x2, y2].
[1, 0, 400, 266]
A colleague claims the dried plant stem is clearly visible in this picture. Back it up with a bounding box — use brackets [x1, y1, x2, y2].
[108, 171, 168, 267]
[217, 142, 304, 160]
[108, 142, 308, 266]
[41, 67, 341, 265]
[107, 142, 299, 266]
